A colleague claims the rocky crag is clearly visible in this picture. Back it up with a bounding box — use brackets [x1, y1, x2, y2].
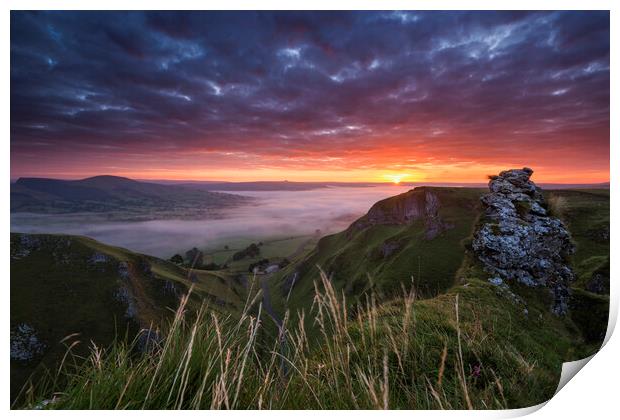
[349, 187, 452, 240]
[472, 168, 575, 315]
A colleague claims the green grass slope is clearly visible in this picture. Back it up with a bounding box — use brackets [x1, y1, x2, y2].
[12, 187, 609, 409]
[266, 187, 609, 344]
[10, 233, 247, 404]
[272, 187, 484, 314]
[545, 189, 610, 287]
[544, 189, 610, 344]
[23, 270, 593, 409]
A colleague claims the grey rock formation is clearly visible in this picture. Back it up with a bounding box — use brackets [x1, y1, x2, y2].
[114, 286, 138, 319]
[350, 188, 452, 240]
[11, 234, 40, 259]
[163, 280, 179, 296]
[472, 168, 575, 315]
[89, 252, 110, 271]
[139, 258, 153, 277]
[381, 240, 402, 258]
[11, 323, 46, 362]
[89, 252, 109, 264]
[118, 261, 130, 280]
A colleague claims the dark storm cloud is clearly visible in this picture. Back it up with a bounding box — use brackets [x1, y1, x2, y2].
[10, 11, 609, 175]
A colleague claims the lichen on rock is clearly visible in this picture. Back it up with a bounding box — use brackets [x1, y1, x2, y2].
[349, 188, 452, 240]
[11, 323, 46, 362]
[89, 252, 109, 264]
[117, 261, 130, 280]
[472, 168, 575, 315]
[114, 286, 138, 319]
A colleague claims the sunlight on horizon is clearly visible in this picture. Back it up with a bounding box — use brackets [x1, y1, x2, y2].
[384, 174, 410, 184]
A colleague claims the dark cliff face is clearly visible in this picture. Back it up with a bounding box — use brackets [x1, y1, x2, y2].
[348, 187, 449, 240]
[278, 186, 484, 307]
[472, 168, 575, 315]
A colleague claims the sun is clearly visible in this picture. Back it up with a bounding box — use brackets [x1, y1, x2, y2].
[384, 174, 409, 184]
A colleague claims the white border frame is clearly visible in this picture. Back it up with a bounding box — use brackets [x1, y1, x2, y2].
[3, 2, 616, 419]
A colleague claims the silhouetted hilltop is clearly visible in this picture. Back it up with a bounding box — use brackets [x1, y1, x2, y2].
[11, 175, 252, 217]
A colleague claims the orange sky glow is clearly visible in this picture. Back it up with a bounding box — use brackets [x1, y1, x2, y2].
[11, 142, 609, 184]
[10, 11, 609, 185]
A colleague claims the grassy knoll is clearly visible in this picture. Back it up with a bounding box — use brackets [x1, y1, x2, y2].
[271, 187, 484, 315]
[544, 189, 610, 345]
[10, 233, 247, 404]
[22, 269, 592, 409]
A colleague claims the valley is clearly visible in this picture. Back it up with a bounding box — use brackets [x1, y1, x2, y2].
[11, 182, 412, 257]
[10, 172, 610, 408]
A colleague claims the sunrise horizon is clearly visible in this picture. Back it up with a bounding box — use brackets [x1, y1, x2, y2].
[10, 169, 611, 184]
[10, 11, 609, 187]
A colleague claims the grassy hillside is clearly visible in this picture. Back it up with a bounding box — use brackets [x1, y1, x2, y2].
[10, 233, 248, 404]
[543, 189, 610, 344]
[262, 187, 609, 344]
[21, 270, 593, 409]
[544, 190, 610, 288]
[271, 187, 485, 315]
[201, 234, 319, 267]
[11, 187, 610, 409]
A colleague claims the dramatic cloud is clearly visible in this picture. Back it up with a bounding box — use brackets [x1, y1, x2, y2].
[10, 11, 609, 182]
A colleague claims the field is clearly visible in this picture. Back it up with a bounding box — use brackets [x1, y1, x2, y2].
[202, 234, 319, 268]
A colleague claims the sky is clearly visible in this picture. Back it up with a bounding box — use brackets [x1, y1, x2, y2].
[10, 11, 610, 183]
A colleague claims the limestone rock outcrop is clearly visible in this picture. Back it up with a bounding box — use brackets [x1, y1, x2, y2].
[350, 187, 452, 240]
[472, 168, 575, 315]
[10, 323, 46, 362]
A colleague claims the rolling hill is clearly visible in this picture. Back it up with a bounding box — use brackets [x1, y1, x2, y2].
[267, 185, 609, 346]
[11, 175, 251, 218]
[271, 187, 485, 312]
[10, 232, 249, 403]
[10, 178, 610, 409]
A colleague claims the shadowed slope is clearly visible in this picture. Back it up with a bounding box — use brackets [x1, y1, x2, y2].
[10, 233, 247, 403]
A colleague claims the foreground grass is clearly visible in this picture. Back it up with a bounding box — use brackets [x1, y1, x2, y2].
[10, 233, 250, 402]
[20, 269, 589, 410]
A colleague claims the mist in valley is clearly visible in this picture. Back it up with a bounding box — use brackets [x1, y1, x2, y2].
[11, 185, 412, 258]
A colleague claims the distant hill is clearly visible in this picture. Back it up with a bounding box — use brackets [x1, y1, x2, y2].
[10, 232, 248, 402]
[538, 182, 610, 189]
[141, 179, 610, 191]
[11, 175, 252, 217]
[177, 180, 377, 191]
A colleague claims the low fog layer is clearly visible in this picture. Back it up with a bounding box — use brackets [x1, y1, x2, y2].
[11, 186, 411, 258]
